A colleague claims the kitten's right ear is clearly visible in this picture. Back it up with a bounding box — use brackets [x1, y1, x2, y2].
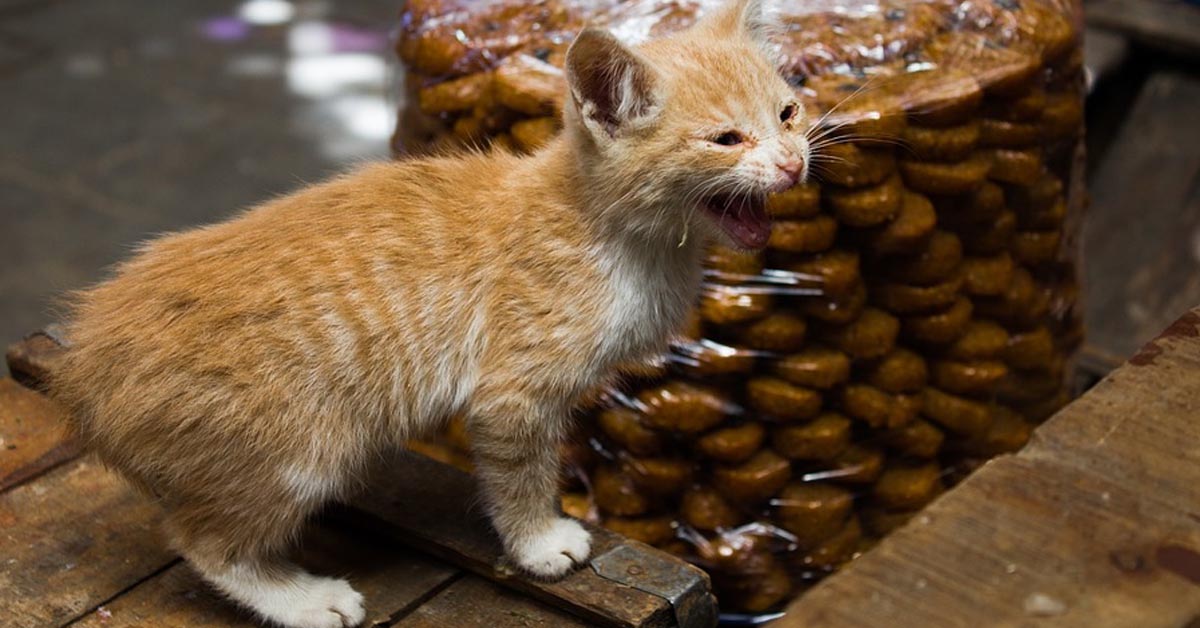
[565, 28, 661, 140]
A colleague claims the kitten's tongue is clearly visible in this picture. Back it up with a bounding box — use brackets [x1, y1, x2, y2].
[708, 195, 772, 250]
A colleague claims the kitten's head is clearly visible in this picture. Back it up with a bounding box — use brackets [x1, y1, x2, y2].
[563, 0, 808, 250]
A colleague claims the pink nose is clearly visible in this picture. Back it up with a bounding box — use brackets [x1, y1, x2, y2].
[777, 160, 805, 184]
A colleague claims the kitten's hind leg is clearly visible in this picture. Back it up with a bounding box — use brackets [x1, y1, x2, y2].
[185, 549, 366, 628]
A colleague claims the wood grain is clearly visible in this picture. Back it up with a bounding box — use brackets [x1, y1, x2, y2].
[401, 575, 594, 628]
[780, 308, 1200, 627]
[0, 377, 79, 493]
[70, 521, 462, 628]
[0, 459, 174, 628]
[1088, 0, 1200, 58]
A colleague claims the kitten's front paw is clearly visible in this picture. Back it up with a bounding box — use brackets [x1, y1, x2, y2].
[267, 576, 366, 628]
[511, 518, 592, 579]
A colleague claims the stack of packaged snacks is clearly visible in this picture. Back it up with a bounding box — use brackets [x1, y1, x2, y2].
[395, 0, 1085, 614]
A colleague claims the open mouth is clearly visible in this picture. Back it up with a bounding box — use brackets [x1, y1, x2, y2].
[701, 192, 772, 250]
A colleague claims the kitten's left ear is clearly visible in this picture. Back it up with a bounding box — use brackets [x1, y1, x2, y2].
[565, 28, 661, 140]
[705, 0, 777, 48]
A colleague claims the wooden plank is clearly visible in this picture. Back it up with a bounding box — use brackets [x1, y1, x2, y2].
[1088, 0, 1200, 59]
[0, 459, 175, 628]
[345, 452, 716, 628]
[71, 521, 462, 628]
[5, 328, 67, 391]
[1084, 71, 1200, 363]
[400, 574, 593, 628]
[780, 308, 1200, 628]
[0, 377, 80, 492]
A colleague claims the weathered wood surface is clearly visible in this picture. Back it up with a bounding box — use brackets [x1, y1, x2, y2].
[346, 453, 716, 628]
[0, 459, 175, 628]
[402, 575, 594, 628]
[1088, 0, 1200, 58]
[1083, 71, 1200, 369]
[5, 328, 67, 390]
[779, 308, 1200, 628]
[70, 522, 462, 628]
[0, 377, 79, 492]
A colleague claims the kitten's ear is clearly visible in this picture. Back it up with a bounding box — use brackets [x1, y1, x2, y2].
[565, 28, 661, 139]
[705, 0, 776, 47]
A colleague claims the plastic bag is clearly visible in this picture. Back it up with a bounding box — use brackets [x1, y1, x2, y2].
[394, 0, 1085, 614]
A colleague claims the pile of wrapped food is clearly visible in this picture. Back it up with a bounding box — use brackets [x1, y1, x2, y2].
[394, 0, 1086, 614]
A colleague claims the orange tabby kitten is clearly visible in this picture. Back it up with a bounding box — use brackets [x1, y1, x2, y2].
[50, 1, 808, 625]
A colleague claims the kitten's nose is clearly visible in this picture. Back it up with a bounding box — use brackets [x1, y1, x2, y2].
[776, 159, 806, 185]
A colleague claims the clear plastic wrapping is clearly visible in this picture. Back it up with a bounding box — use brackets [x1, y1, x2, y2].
[395, 0, 1086, 615]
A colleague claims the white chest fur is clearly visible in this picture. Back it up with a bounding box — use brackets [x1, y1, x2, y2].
[593, 236, 702, 366]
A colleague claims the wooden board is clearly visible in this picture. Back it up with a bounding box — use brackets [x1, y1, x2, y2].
[780, 308, 1200, 627]
[1083, 71, 1200, 367]
[70, 521, 462, 628]
[1088, 0, 1200, 59]
[401, 575, 594, 628]
[5, 328, 67, 391]
[0, 376, 79, 492]
[345, 452, 715, 628]
[0, 459, 175, 628]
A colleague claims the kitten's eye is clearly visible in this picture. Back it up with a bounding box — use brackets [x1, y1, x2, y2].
[780, 104, 798, 123]
[711, 131, 745, 146]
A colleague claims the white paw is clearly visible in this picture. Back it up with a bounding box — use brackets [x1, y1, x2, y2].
[511, 518, 592, 579]
[260, 576, 366, 628]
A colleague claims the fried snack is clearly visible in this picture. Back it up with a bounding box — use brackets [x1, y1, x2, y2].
[783, 249, 861, 298]
[864, 348, 929, 393]
[714, 552, 793, 614]
[1041, 90, 1085, 139]
[1012, 230, 1062, 265]
[772, 346, 852, 389]
[597, 406, 663, 457]
[510, 116, 559, 151]
[681, 485, 742, 531]
[1003, 326, 1055, 370]
[602, 514, 676, 546]
[973, 267, 1047, 324]
[823, 308, 900, 359]
[825, 175, 903, 227]
[732, 312, 809, 353]
[873, 270, 964, 314]
[798, 515, 862, 570]
[673, 339, 756, 377]
[593, 465, 652, 517]
[417, 72, 492, 115]
[959, 209, 1017, 255]
[934, 181, 1006, 226]
[930, 359, 1008, 396]
[774, 482, 854, 549]
[696, 422, 766, 463]
[983, 85, 1046, 122]
[902, 296, 973, 344]
[885, 418, 944, 459]
[705, 245, 765, 279]
[986, 147, 1043, 186]
[769, 215, 839, 253]
[901, 120, 981, 161]
[766, 181, 821, 219]
[561, 492, 593, 521]
[944, 320, 1011, 360]
[841, 384, 921, 429]
[862, 506, 918, 536]
[887, 230, 964, 286]
[1016, 197, 1066, 231]
[872, 462, 942, 510]
[636, 381, 729, 433]
[699, 284, 772, 325]
[898, 151, 992, 195]
[957, 405, 1033, 457]
[829, 444, 885, 484]
[802, 281, 868, 325]
[926, 32, 1040, 96]
[771, 412, 852, 461]
[979, 118, 1041, 147]
[921, 387, 992, 436]
[1016, 388, 1070, 422]
[745, 377, 823, 421]
[492, 53, 562, 115]
[961, 253, 1015, 296]
[864, 191, 937, 255]
[816, 144, 897, 188]
[622, 456, 695, 496]
[1008, 171, 1062, 212]
[712, 450, 792, 504]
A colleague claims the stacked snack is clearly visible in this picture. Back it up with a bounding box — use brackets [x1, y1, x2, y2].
[394, 0, 1085, 614]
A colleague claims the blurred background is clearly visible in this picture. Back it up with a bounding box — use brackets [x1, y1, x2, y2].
[1, 0, 1198, 378]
